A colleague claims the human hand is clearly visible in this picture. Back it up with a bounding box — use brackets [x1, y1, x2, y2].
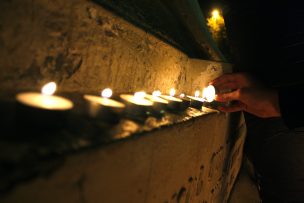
[210, 73, 281, 118]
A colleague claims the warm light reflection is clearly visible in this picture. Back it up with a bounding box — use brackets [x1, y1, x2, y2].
[203, 85, 216, 102]
[180, 93, 185, 98]
[195, 90, 200, 97]
[152, 90, 161, 97]
[169, 88, 176, 97]
[101, 88, 113, 98]
[41, 82, 56, 96]
[134, 91, 146, 100]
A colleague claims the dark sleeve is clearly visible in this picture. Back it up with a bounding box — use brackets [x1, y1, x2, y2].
[278, 86, 304, 129]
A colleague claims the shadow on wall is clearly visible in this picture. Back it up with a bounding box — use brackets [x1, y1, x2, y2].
[92, 0, 210, 59]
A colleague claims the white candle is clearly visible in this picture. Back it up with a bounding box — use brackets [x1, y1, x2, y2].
[160, 88, 183, 102]
[16, 82, 73, 110]
[187, 90, 205, 110]
[146, 91, 168, 104]
[187, 90, 205, 102]
[120, 92, 154, 119]
[187, 95, 205, 102]
[202, 85, 216, 102]
[120, 92, 153, 106]
[152, 90, 162, 97]
[84, 88, 125, 122]
[180, 93, 185, 98]
[84, 88, 125, 108]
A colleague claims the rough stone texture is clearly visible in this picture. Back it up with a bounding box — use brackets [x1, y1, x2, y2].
[0, 112, 246, 203]
[0, 0, 231, 95]
[0, 0, 243, 202]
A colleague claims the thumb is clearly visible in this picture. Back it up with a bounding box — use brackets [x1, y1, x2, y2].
[215, 89, 241, 102]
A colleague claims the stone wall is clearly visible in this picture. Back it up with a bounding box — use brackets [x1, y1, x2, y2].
[0, 0, 230, 95]
[0, 112, 246, 203]
[0, 1, 244, 203]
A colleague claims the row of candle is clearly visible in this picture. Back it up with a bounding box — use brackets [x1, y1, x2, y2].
[15, 82, 217, 128]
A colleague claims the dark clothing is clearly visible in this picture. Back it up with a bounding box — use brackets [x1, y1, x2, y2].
[224, 1, 304, 128]
[279, 86, 304, 129]
[245, 115, 304, 202]
[223, 1, 304, 201]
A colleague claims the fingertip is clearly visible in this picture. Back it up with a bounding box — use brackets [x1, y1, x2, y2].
[209, 80, 216, 86]
[214, 94, 225, 102]
[214, 94, 220, 101]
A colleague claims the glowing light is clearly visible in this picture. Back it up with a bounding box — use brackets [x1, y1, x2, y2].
[212, 9, 220, 19]
[41, 82, 56, 96]
[180, 93, 185, 98]
[195, 90, 200, 97]
[207, 8, 225, 33]
[169, 88, 176, 97]
[203, 85, 216, 102]
[152, 90, 161, 97]
[134, 91, 146, 100]
[101, 88, 112, 98]
[120, 94, 153, 106]
[84, 95, 125, 108]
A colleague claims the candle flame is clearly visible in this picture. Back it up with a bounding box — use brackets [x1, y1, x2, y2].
[203, 85, 216, 102]
[180, 93, 185, 98]
[134, 91, 146, 100]
[41, 82, 56, 96]
[152, 90, 161, 97]
[212, 9, 220, 20]
[169, 88, 176, 97]
[101, 88, 112, 98]
[194, 90, 200, 97]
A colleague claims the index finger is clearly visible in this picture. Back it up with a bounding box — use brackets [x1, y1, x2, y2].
[210, 73, 242, 86]
[215, 89, 241, 102]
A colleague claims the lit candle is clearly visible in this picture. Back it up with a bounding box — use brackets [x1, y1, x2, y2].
[84, 88, 125, 123]
[142, 91, 169, 117]
[16, 82, 74, 130]
[120, 92, 153, 106]
[179, 93, 190, 110]
[202, 85, 216, 102]
[17, 82, 73, 110]
[152, 90, 162, 97]
[187, 90, 205, 110]
[145, 91, 169, 107]
[201, 85, 222, 109]
[120, 92, 154, 119]
[159, 88, 183, 111]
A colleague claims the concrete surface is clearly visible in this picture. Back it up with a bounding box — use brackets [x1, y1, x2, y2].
[0, 0, 245, 202]
[0, 0, 231, 95]
[0, 112, 246, 203]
